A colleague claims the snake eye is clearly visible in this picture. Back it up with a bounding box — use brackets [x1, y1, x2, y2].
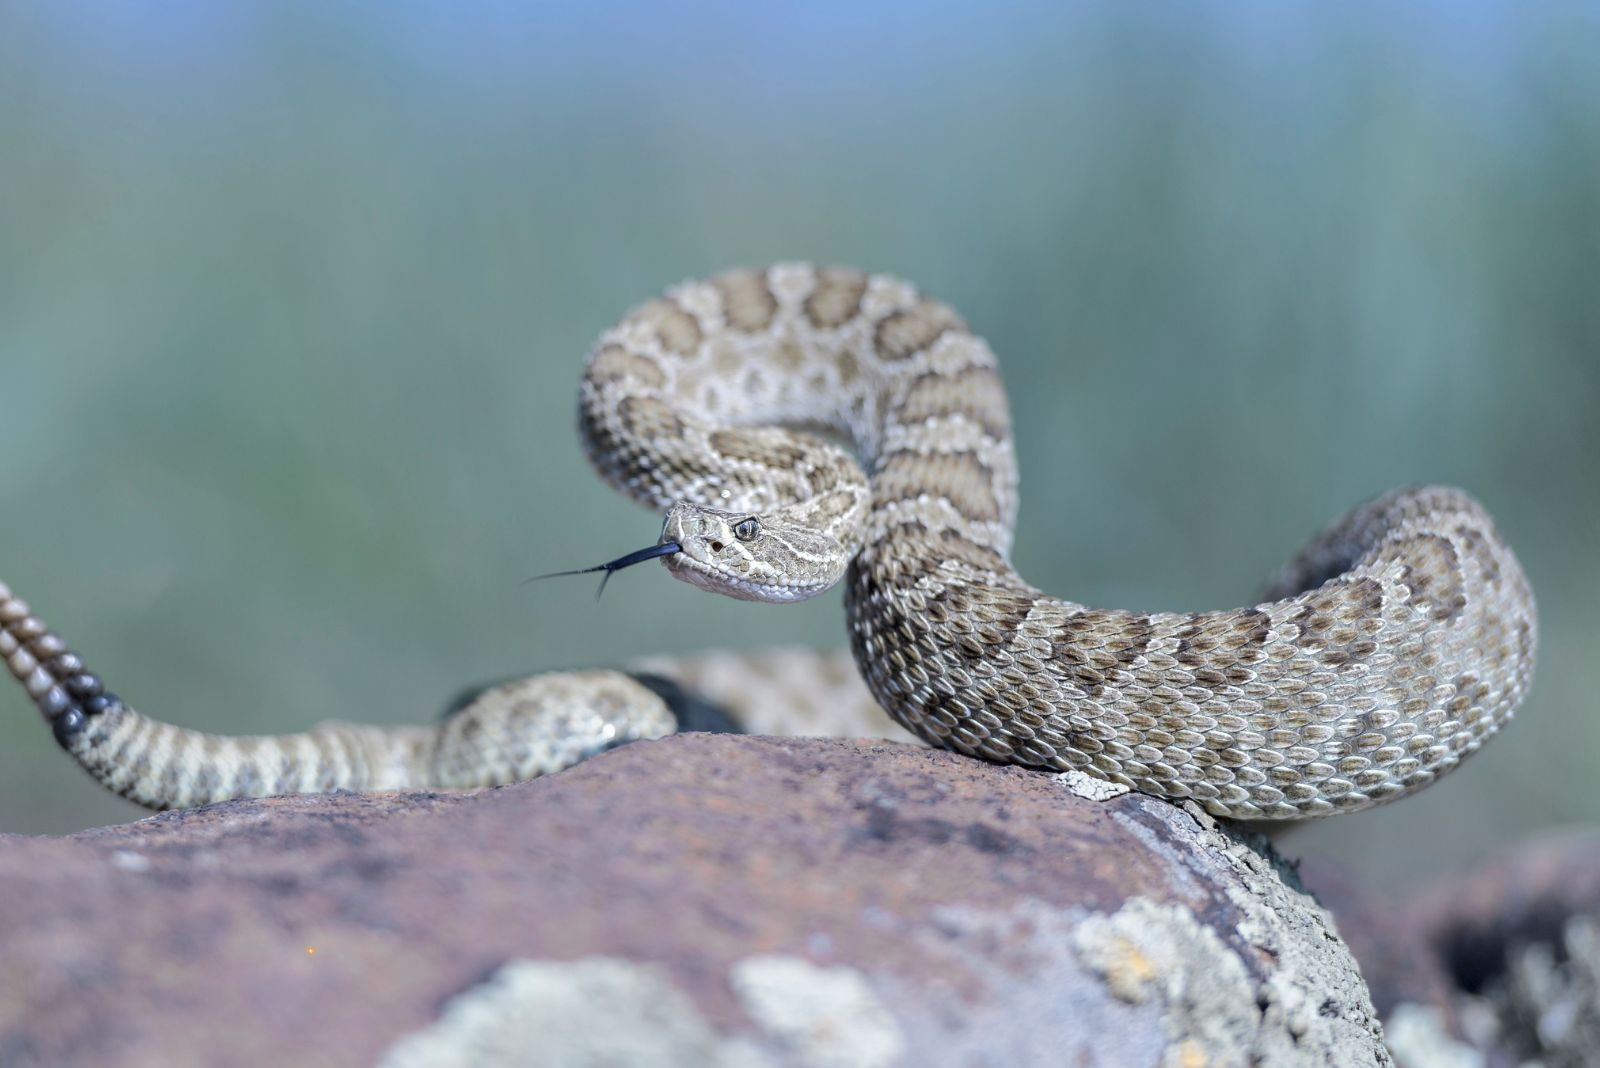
[734, 518, 760, 541]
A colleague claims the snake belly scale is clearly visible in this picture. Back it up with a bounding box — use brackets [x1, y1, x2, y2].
[4, 264, 1536, 819]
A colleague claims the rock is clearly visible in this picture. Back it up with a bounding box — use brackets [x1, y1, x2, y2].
[0, 735, 1389, 1067]
[1334, 829, 1600, 1068]
[1298, 859, 1461, 1025]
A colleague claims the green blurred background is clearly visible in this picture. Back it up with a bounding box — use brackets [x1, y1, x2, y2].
[1, 1, 1595, 890]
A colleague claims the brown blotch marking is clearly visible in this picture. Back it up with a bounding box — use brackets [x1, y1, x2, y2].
[880, 519, 936, 570]
[716, 466, 780, 498]
[836, 349, 861, 386]
[804, 268, 869, 329]
[619, 396, 687, 443]
[847, 562, 916, 674]
[935, 528, 1010, 576]
[898, 366, 1012, 440]
[804, 490, 861, 526]
[1448, 671, 1488, 716]
[711, 338, 746, 375]
[774, 337, 807, 372]
[267, 741, 299, 793]
[929, 586, 1035, 666]
[627, 297, 702, 356]
[712, 269, 778, 333]
[874, 297, 968, 361]
[1052, 611, 1154, 698]
[1176, 610, 1272, 671]
[1288, 579, 1377, 648]
[233, 752, 261, 796]
[1347, 576, 1386, 614]
[1313, 578, 1384, 667]
[1394, 533, 1467, 621]
[126, 730, 157, 793]
[890, 523, 1008, 585]
[198, 732, 225, 761]
[1454, 523, 1502, 586]
[709, 428, 810, 470]
[188, 763, 219, 803]
[1321, 643, 1379, 669]
[803, 448, 865, 495]
[588, 344, 667, 389]
[106, 715, 154, 776]
[315, 735, 347, 790]
[882, 527, 948, 591]
[874, 449, 1001, 523]
[971, 589, 1035, 653]
[151, 731, 187, 800]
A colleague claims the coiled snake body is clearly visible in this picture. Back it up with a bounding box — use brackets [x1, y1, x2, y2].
[3, 265, 1536, 819]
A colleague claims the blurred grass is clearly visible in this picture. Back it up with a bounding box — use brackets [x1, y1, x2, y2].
[1, 0, 1596, 890]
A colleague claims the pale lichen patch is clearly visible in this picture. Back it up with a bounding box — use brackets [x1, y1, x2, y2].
[730, 955, 906, 1068]
[378, 957, 769, 1068]
[1072, 898, 1257, 1065]
[1055, 768, 1132, 802]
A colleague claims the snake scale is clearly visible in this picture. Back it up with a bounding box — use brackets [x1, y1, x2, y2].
[3, 264, 1536, 819]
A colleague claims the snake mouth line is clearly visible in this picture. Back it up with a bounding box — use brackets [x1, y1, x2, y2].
[663, 552, 828, 604]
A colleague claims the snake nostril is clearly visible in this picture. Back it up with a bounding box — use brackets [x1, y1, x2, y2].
[709, 541, 725, 553]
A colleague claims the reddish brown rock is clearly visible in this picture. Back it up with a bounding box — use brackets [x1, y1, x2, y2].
[0, 735, 1387, 1067]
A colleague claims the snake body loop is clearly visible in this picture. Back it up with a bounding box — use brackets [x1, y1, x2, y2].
[578, 264, 1537, 819]
[4, 264, 1536, 817]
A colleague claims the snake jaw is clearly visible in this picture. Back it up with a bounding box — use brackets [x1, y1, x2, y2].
[663, 550, 828, 604]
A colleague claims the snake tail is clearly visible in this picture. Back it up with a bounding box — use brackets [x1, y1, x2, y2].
[0, 579, 684, 810]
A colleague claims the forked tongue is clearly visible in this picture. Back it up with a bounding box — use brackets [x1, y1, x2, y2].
[528, 541, 683, 599]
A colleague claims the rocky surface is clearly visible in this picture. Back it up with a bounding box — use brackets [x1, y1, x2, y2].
[0, 734, 1389, 1067]
[1336, 830, 1600, 1068]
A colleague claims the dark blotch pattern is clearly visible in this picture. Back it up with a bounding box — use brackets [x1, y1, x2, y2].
[803, 268, 868, 330]
[713, 269, 778, 334]
[1054, 612, 1155, 698]
[874, 297, 967, 361]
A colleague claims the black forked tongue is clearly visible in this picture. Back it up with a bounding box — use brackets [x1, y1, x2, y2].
[528, 541, 682, 599]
